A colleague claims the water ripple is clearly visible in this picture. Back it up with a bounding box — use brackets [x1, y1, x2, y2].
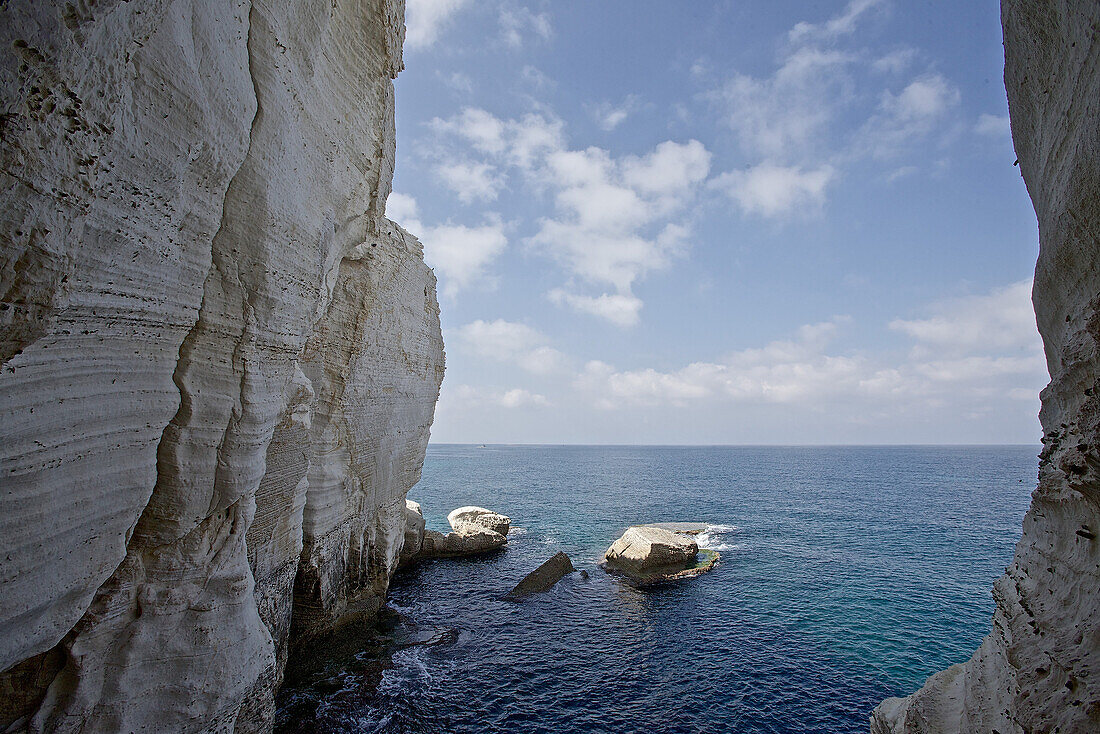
[276, 445, 1036, 734]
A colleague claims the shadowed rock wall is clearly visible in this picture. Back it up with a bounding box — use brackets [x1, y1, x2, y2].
[873, 1, 1100, 731]
[0, 1, 444, 731]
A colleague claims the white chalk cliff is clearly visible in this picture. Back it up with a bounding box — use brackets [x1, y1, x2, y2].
[873, 0, 1100, 731]
[0, 1, 444, 731]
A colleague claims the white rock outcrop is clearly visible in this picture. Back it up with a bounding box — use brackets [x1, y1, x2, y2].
[0, 1, 443, 732]
[419, 526, 508, 558]
[447, 505, 512, 536]
[604, 526, 699, 575]
[872, 1, 1100, 731]
[400, 500, 427, 565]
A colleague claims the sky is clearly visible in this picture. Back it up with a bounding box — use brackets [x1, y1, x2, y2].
[390, 0, 1046, 445]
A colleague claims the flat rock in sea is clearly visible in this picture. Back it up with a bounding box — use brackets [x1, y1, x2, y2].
[605, 526, 697, 571]
[603, 525, 720, 585]
[507, 552, 575, 598]
[448, 506, 512, 536]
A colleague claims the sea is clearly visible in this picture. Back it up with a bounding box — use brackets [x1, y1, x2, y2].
[275, 444, 1038, 734]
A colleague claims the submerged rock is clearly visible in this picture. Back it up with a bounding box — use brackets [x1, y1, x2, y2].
[447, 506, 511, 536]
[603, 525, 719, 585]
[507, 552, 575, 598]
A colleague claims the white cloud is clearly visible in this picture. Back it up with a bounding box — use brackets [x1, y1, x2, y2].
[431, 107, 564, 170]
[521, 65, 554, 90]
[430, 107, 508, 156]
[385, 192, 420, 226]
[499, 388, 550, 408]
[442, 384, 549, 410]
[883, 74, 959, 120]
[427, 108, 709, 326]
[575, 281, 1045, 411]
[528, 141, 707, 323]
[549, 290, 644, 328]
[455, 319, 568, 374]
[890, 279, 1037, 355]
[974, 113, 1011, 137]
[712, 163, 834, 217]
[621, 140, 712, 203]
[405, 0, 471, 50]
[710, 47, 854, 161]
[591, 95, 641, 131]
[706, 3, 961, 211]
[862, 74, 961, 157]
[788, 0, 885, 44]
[499, 6, 552, 49]
[439, 71, 474, 94]
[420, 218, 508, 298]
[388, 194, 507, 298]
[872, 48, 919, 74]
[435, 160, 503, 203]
[576, 318, 863, 407]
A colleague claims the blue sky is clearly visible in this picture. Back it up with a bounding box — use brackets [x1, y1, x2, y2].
[390, 0, 1045, 445]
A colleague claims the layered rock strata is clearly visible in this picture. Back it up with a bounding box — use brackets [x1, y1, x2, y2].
[0, 1, 444, 732]
[872, 1, 1100, 731]
[418, 526, 508, 558]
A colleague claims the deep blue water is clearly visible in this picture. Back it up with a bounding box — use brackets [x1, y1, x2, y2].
[277, 445, 1037, 734]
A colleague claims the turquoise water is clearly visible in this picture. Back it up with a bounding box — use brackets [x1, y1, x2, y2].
[277, 445, 1037, 733]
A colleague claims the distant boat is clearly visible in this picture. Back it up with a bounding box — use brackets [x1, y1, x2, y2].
[478, 444, 487, 449]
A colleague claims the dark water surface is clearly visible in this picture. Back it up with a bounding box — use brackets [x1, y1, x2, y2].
[276, 445, 1037, 734]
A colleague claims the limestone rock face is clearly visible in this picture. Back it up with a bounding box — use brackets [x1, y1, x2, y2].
[0, 1, 444, 732]
[399, 499, 427, 567]
[872, 2, 1100, 731]
[447, 505, 512, 536]
[419, 527, 508, 559]
[604, 526, 699, 576]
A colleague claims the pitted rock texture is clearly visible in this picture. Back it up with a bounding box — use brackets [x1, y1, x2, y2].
[447, 505, 512, 536]
[0, 1, 444, 732]
[872, 1, 1100, 731]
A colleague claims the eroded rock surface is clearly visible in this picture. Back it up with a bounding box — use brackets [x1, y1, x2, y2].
[400, 500, 427, 566]
[604, 526, 699, 578]
[872, 1, 1100, 731]
[0, 1, 444, 732]
[419, 527, 508, 559]
[447, 505, 512, 536]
